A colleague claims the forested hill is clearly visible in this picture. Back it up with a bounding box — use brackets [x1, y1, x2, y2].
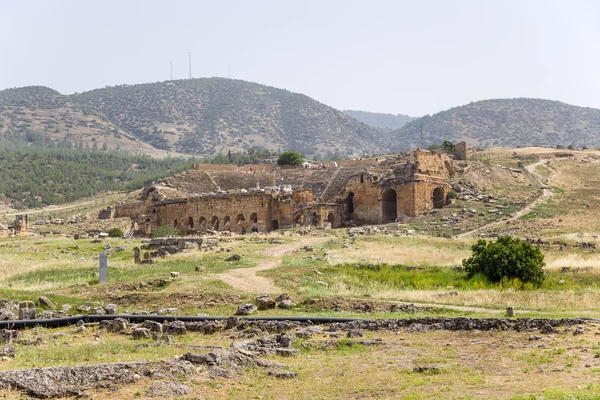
[391, 98, 600, 150]
[343, 110, 416, 130]
[0, 144, 194, 208]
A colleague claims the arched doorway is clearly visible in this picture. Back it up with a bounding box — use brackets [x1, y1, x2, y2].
[272, 220, 279, 230]
[433, 187, 445, 209]
[327, 212, 335, 227]
[199, 217, 206, 230]
[188, 217, 194, 228]
[381, 188, 397, 222]
[347, 192, 355, 214]
[223, 216, 231, 229]
[173, 219, 178, 228]
[294, 213, 304, 227]
[249, 213, 258, 223]
[211, 216, 219, 230]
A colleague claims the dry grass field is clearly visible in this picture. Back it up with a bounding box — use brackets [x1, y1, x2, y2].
[1, 147, 600, 398]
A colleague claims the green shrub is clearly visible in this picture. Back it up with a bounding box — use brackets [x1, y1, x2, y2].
[462, 237, 545, 285]
[151, 225, 180, 238]
[277, 151, 304, 166]
[446, 190, 457, 199]
[107, 228, 123, 238]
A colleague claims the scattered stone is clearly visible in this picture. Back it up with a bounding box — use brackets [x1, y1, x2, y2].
[574, 326, 585, 336]
[506, 307, 515, 317]
[225, 254, 241, 262]
[274, 293, 290, 302]
[38, 296, 56, 310]
[132, 328, 151, 340]
[170, 271, 180, 278]
[413, 366, 440, 374]
[92, 307, 106, 315]
[540, 324, 555, 334]
[267, 370, 298, 379]
[256, 296, 276, 310]
[166, 321, 186, 336]
[278, 299, 295, 309]
[0, 330, 20, 344]
[103, 304, 117, 315]
[18, 301, 36, 320]
[0, 309, 17, 321]
[235, 304, 258, 316]
[76, 303, 93, 313]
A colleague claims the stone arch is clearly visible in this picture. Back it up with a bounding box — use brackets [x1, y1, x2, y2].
[236, 214, 245, 224]
[199, 217, 206, 229]
[188, 217, 194, 228]
[223, 216, 231, 229]
[433, 187, 445, 209]
[294, 213, 304, 227]
[211, 216, 219, 230]
[272, 219, 279, 230]
[327, 212, 335, 226]
[250, 213, 258, 224]
[173, 219, 178, 227]
[381, 188, 398, 223]
[347, 192, 355, 214]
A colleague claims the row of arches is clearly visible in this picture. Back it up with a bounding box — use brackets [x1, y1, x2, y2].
[293, 212, 336, 227]
[174, 212, 259, 232]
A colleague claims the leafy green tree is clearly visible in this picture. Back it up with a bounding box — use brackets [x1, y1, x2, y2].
[441, 140, 456, 153]
[107, 228, 124, 238]
[277, 151, 304, 166]
[462, 237, 545, 285]
[427, 143, 442, 151]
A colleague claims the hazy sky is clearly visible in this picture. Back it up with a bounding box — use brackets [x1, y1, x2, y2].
[1, 0, 599, 116]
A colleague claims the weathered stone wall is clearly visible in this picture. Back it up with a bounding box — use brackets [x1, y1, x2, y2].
[192, 164, 238, 172]
[455, 141, 467, 161]
[115, 149, 452, 234]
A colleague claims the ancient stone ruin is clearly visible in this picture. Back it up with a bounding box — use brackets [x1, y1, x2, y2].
[109, 149, 454, 235]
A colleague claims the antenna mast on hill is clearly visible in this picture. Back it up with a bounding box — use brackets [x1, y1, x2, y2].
[189, 52, 192, 79]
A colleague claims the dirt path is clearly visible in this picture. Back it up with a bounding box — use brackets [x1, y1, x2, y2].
[212, 236, 329, 294]
[457, 159, 555, 238]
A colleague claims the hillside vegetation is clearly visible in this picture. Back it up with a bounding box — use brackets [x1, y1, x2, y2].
[392, 98, 600, 150]
[343, 109, 416, 130]
[0, 86, 170, 156]
[0, 79, 389, 157]
[0, 144, 193, 208]
[74, 78, 389, 156]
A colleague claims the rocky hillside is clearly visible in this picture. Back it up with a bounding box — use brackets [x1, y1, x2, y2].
[343, 110, 416, 131]
[72, 78, 388, 156]
[0, 79, 388, 157]
[0, 86, 168, 155]
[391, 98, 600, 150]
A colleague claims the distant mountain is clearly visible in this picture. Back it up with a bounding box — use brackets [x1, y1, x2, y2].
[391, 98, 600, 150]
[343, 110, 416, 130]
[0, 79, 391, 157]
[0, 86, 169, 155]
